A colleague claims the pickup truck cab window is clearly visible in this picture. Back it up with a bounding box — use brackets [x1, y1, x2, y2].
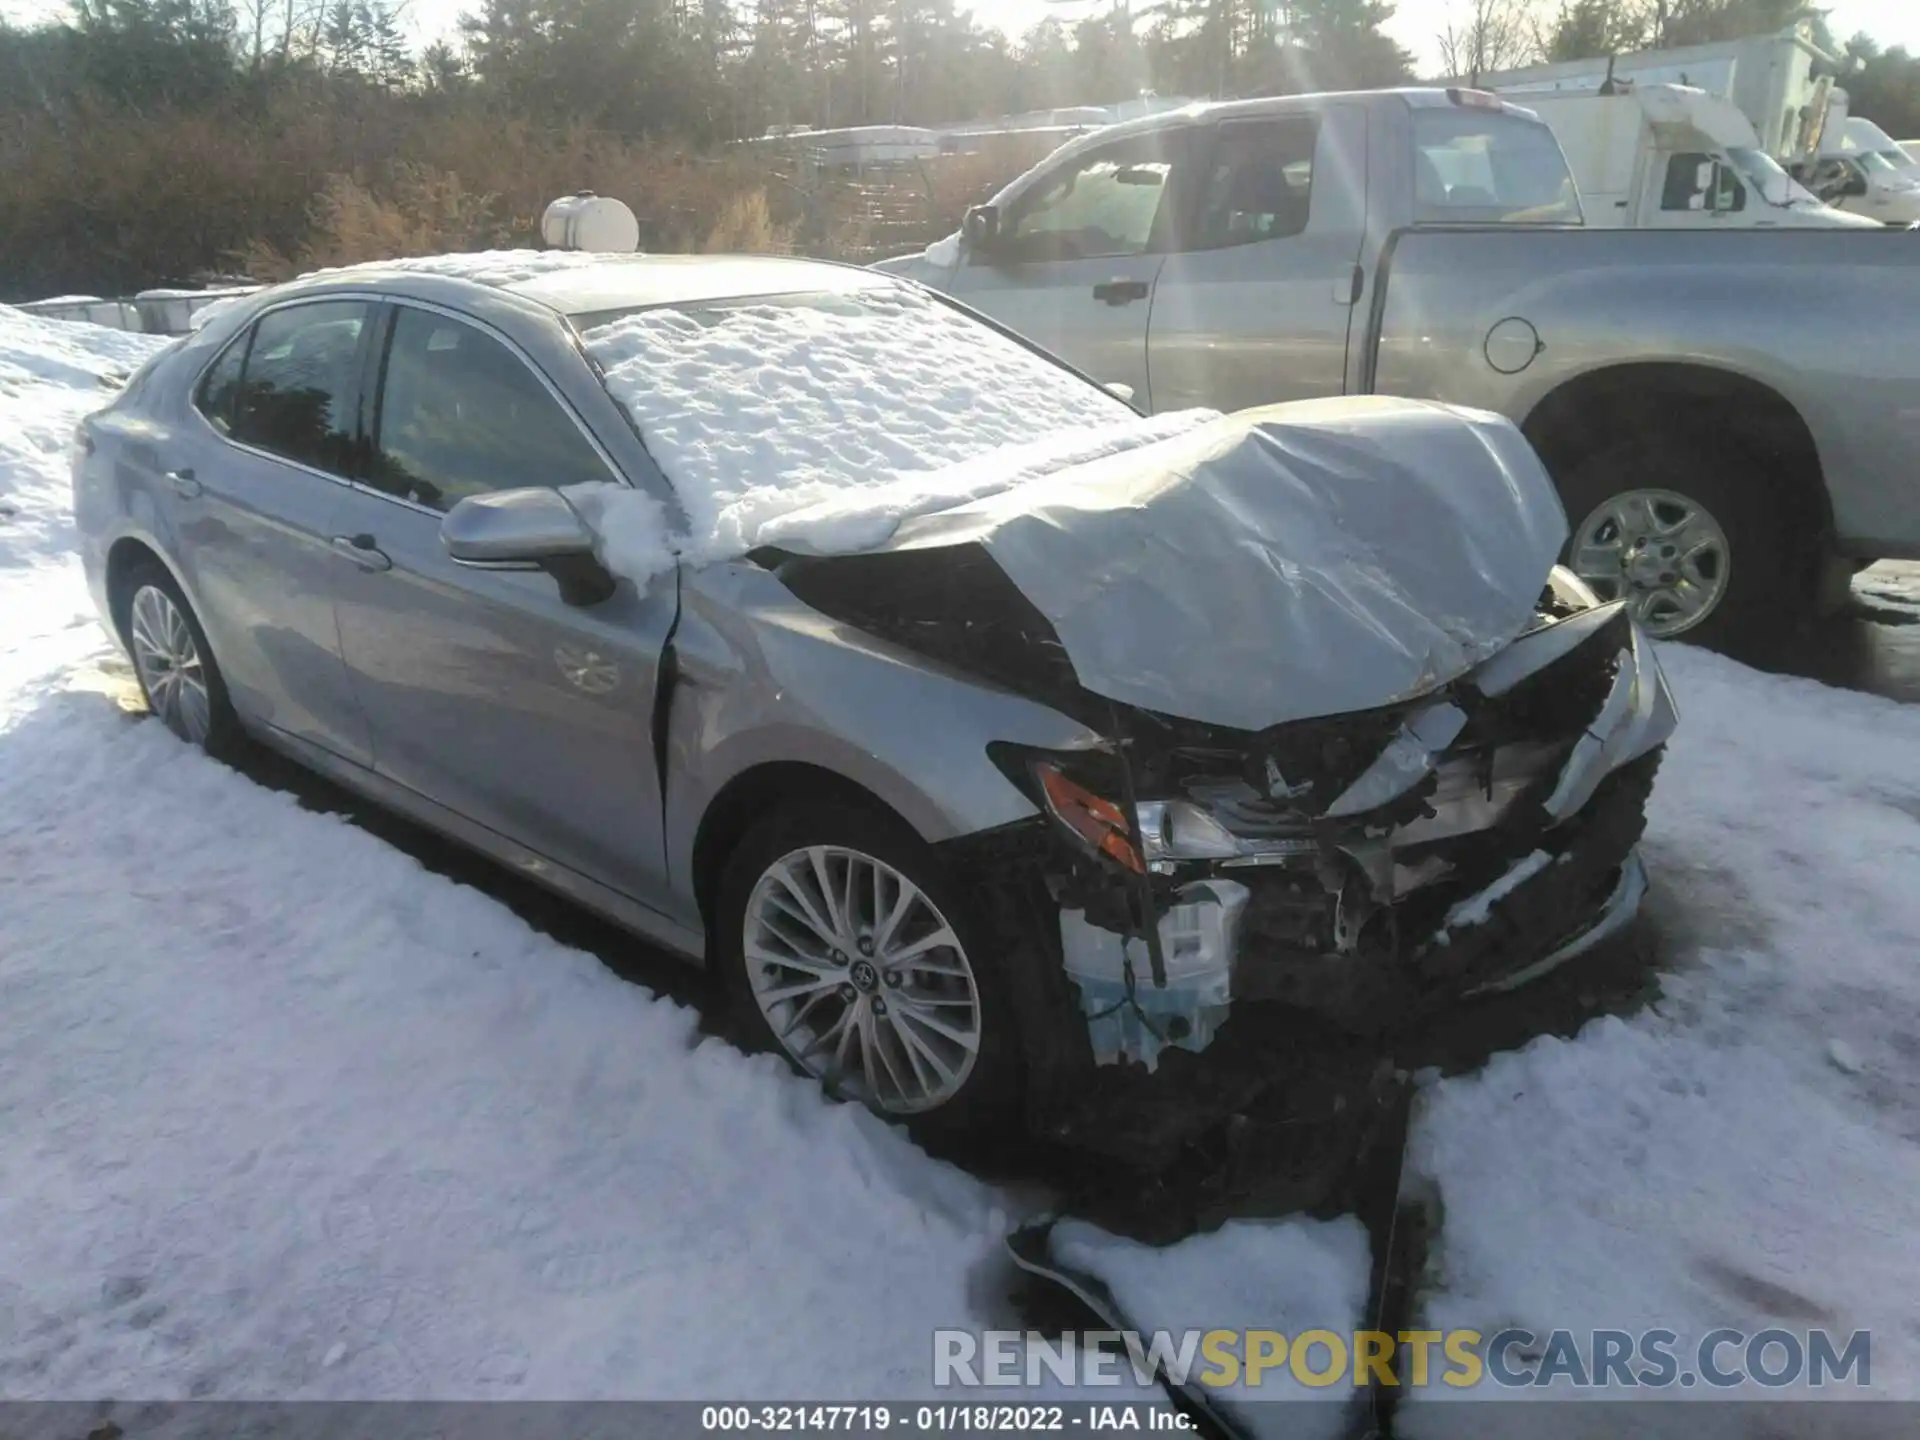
[1412, 107, 1581, 224]
[1191, 117, 1318, 250]
[995, 134, 1183, 264]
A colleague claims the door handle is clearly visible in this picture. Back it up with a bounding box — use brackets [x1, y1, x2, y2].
[1092, 278, 1150, 306]
[166, 467, 201, 499]
[330, 534, 392, 572]
[1331, 266, 1364, 306]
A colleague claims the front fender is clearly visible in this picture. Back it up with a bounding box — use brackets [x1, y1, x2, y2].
[663, 561, 1106, 903]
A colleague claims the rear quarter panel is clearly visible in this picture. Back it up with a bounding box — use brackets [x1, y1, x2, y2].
[1369, 227, 1920, 550]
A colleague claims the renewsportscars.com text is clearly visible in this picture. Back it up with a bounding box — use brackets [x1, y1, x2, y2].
[932, 1328, 1872, 1390]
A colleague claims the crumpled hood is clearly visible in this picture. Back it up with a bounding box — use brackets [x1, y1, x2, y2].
[778, 397, 1570, 733]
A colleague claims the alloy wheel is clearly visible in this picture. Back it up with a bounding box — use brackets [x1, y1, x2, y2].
[743, 845, 982, 1115]
[129, 584, 213, 745]
[1569, 487, 1732, 638]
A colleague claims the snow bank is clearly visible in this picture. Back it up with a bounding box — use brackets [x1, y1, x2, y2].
[1051, 1217, 1372, 1440]
[579, 288, 1211, 583]
[1400, 644, 1920, 1429]
[0, 306, 171, 646]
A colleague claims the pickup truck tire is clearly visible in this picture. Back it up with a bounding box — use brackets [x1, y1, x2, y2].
[1557, 436, 1803, 651]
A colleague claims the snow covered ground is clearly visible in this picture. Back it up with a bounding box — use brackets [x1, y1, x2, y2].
[4, 303, 1919, 1417]
[1398, 638, 1920, 1427]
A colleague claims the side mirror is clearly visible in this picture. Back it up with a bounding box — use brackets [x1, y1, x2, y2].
[441, 487, 616, 607]
[962, 204, 1001, 253]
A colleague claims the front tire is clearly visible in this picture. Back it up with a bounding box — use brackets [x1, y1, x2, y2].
[1558, 435, 1804, 651]
[119, 563, 242, 756]
[714, 799, 1021, 1135]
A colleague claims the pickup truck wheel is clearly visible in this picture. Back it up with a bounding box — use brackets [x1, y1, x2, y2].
[715, 799, 1021, 1137]
[1559, 438, 1800, 648]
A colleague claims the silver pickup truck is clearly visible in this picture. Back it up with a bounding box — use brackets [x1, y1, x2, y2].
[876, 87, 1920, 648]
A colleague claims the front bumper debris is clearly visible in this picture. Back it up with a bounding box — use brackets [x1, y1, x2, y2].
[1046, 599, 1675, 1072]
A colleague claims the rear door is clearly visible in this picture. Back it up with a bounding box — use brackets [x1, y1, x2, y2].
[328, 302, 680, 914]
[170, 299, 374, 763]
[1147, 105, 1370, 412]
[942, 128, 1195, 403]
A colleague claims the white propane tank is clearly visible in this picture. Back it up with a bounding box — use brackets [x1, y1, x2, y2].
[541, 192, 641, 254]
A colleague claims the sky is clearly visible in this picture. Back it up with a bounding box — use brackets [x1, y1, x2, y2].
[3, 0, 1918, 80]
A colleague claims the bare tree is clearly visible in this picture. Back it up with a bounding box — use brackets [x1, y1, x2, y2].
[1437, 0, 1543, 84]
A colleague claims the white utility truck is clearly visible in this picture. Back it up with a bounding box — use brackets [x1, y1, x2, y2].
[1509, 83, 1873, 227]
[1469, 22, 1841, 168]
[1812, 114, 1920, 224]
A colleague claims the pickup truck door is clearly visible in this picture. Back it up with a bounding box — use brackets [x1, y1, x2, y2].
[941, 129, 1195, 403]
[1147, 106, 1370, 411]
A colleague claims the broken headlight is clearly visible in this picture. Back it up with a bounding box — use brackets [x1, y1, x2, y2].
[1133, 799, 1240, 861]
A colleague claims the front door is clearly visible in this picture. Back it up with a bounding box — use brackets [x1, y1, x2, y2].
[944, 129, 1194, 405]
[1147, 106, 1370, 412]
[170, 299, 374, 763]
[328, 303, 679, 914]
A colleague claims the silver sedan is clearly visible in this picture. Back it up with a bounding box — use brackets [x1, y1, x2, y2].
[74, 254, 1676, 1158]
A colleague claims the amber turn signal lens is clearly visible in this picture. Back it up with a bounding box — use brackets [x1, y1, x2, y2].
[1035, 764, 1145, 874]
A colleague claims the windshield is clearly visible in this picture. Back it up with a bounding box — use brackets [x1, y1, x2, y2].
[1411, 107, 1582, 224]
[1882, 148, 1918, 170]
[573, 285, 1147, 561]
[1725, 147, 1815, 207]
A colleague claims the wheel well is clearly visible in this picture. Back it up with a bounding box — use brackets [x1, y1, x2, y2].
[690, 762, 913, 931]
[103, 537, 168, 644]
[1522, 363, 1832, 542]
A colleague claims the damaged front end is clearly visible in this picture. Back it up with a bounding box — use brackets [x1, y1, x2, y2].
[984, 575, 1674, 1088]
[758, 399, 1678, 1158]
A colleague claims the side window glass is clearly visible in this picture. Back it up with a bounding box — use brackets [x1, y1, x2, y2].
[371, 308, 612, 513]
[1715, 165, 1746, 212]
[1192, 120, 1318, 250]
[194, 332, 249, 435]
[232, 301, 369, 476]
[1661, 153, 1711, 211]
[999, 138, 1177, 263]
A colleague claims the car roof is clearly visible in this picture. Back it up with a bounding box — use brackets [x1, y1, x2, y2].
[504, 254, 893, 317]
[240, 251, 901, 327]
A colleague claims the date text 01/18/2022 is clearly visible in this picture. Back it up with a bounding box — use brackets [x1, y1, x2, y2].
[699, 1406, 1194, 1432]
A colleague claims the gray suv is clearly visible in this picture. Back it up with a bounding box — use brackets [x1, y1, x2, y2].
[74, 254, 1676, 1157]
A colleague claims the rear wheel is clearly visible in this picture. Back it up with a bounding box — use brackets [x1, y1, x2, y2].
[714, 799, 1020, 1133]
[1558, 435, 1805, 651]
[120, 564, 241, 755]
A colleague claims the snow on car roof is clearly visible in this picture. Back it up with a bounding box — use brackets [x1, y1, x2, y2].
[284, 250, 890, 318]
[509, 253, 889, 317]
[297, 248, 630, 288]
[574, 285, 1198, 584]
